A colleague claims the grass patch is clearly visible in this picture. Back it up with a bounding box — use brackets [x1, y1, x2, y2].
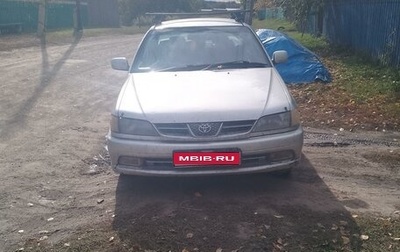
[335, 55, 400, 98]
[356, 216, 400, 252]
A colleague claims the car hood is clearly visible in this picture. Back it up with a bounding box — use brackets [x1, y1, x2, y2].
[117, 68, 290, 123]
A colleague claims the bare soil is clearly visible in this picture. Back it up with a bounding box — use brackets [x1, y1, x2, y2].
[0, 34, 399, 252]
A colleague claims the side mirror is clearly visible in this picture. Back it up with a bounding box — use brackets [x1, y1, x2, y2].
[272, 50, 288, 64]
[111, 57, 129, 71]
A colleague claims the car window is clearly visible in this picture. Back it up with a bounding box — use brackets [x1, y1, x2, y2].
[131, 26, 271, 72]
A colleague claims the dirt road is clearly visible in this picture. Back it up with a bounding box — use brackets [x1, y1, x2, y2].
[0, 34, 399, 251]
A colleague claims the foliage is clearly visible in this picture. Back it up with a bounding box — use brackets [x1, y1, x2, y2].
[254, 0, 282, 10]
[118, 0, 203, 26]
[282, 0, 323, 33]
[203, 1, 241, 9]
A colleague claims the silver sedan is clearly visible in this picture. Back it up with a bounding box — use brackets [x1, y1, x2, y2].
[107, 17, 303, 176]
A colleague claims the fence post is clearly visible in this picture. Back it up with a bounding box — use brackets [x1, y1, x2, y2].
[37, 0, 47, 37]
[244, 0, 254, 25]
[74, 0, 83, 36]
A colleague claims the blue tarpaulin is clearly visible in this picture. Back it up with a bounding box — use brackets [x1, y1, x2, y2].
[257, 29, 331, 84]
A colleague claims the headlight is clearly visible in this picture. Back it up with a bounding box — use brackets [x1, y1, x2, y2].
[111, 115, 158, 136]
[253, 110, 300, 132]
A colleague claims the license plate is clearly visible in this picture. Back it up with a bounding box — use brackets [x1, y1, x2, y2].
[173, 151, 241, 167]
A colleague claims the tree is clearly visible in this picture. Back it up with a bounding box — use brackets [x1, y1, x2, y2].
[283, 0, 323, 34]
[254, 0, 279, 11]
[118, 0, 202, 25]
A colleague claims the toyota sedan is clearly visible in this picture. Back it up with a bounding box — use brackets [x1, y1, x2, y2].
[107, 17, 303, 176]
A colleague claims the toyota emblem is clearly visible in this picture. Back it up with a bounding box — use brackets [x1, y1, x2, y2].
[198, 123, 212, 133]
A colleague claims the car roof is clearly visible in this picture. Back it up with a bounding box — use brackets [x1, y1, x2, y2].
[154, 18, 244, 30]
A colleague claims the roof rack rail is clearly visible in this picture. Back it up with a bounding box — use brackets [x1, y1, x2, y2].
[145, 9, 251, 24]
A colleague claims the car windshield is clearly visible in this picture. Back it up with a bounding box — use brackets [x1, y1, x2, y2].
[131, 26, 271, 72]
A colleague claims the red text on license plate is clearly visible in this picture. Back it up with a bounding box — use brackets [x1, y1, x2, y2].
[173, 152, 241, 167]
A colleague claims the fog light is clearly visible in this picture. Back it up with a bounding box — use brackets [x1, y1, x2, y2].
[269, 151, 294, 163]
[118, 156, 142, 166]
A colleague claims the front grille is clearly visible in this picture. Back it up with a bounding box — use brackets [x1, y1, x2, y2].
[219, 120, 255, 135]
[155, 120, 256, 137]
[155, 123, 188, 136]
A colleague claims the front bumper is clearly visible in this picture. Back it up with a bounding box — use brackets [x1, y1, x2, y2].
[107, 126, 303, 176]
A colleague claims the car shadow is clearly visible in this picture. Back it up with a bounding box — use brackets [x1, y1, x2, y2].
[113, 155, 362, 251]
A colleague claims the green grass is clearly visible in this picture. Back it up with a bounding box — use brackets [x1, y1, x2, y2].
[337, 56, 400, 101]
[356, 216, 400, 252]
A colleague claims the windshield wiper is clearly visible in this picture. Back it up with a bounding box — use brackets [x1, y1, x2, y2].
[202, 61, 269, 70]
[157, 64, 209, 72]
